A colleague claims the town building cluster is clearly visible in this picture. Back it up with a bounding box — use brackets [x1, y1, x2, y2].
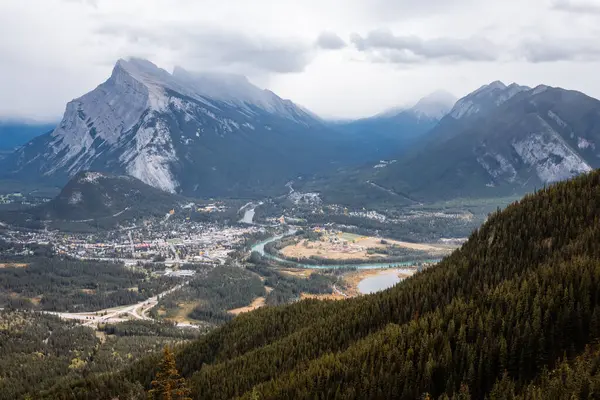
[0, 218, 264, 269]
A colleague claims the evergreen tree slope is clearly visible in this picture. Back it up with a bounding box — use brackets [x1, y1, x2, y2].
[42, 170, 600, 399]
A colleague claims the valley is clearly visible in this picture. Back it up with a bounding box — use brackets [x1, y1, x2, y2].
[18, 169, 600, 400]
[0, 159, 520, 400]
[0, 46, 598, 400]
[0, 185, 471, 325]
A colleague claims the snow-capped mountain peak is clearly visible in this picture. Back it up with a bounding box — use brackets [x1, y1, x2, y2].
[409, 90, 457, 120]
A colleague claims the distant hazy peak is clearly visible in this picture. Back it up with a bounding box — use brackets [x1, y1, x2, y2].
[419, 90, 457, 103]
[375, 90, 457, 120]
[410, 90, 457, 120]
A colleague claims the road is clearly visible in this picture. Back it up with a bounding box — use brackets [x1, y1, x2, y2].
[365, 180, 423, 205]
[332, 284, 348, 298]
[168, 242, 181, 262]
[46, 282, 188, 328]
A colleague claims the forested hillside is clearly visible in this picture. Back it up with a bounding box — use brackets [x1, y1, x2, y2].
[0, 312, 200, 400]
[41, 170, 600, 399]
[0, 248, 175, 312]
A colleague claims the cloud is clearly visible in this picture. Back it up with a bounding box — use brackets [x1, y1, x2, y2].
[96, 22, 315, 74]
[3, 0, 600, 121]
[552, 0, 600, 14]
[351, 28, 600, 65]
[315, 31, 347, 50]
[61, 0, 99, 7]
[350, 29, 500, 64]
[517, 37, 600, 62]
[345, 0, 478, 23]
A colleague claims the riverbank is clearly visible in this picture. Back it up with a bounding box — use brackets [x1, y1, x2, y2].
[251, 230, 446, 270]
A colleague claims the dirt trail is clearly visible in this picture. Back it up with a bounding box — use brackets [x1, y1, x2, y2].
[228, 297, 266, 315]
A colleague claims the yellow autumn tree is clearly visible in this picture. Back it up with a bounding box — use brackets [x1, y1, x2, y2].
[148, 346, 192, 400]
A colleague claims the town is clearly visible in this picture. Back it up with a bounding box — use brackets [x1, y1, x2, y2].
[0, 217, 267, 272]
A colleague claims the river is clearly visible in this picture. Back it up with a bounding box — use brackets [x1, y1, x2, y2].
[251, 232, 441, 270]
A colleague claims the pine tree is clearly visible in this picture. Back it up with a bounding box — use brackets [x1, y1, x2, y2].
[148, 346, 192, 400]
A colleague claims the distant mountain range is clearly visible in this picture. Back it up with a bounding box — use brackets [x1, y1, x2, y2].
[367, 81, 600, 201]
[2, 58, 599, 205]
[0, 58, 447, 198]
[0, 121, 55, 151]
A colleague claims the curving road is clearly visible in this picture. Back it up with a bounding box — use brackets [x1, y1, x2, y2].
[46, 282, 187, 328]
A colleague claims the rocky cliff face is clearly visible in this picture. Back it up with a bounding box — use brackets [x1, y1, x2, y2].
[1, 58, 342, 197]
[370, 81, 600, 200]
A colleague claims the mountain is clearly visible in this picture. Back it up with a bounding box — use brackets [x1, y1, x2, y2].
[330, 90, 457, 158]
[0, 121, 55, 151]
[401, 90, 458, 120]
[369, 81, 600, 201]
[39, 170, 600, 399]
[39, 171, 187, 221]
[0, 171, 188, 230]
[0, 58, 355, 197]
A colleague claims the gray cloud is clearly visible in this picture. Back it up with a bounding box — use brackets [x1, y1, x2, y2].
[96, 22, 314, 74]
[4, 0, 600, 121]
[351, 28, 600, 65]
[518, 38, 600, 62]
[552, 0, 600, 14]
[315, 31, 347, 50]
[350, 29, 500, 63]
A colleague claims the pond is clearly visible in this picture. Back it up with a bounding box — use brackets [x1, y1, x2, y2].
[357, 269, 414, 294]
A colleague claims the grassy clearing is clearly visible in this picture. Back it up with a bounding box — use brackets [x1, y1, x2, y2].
[0, 263, 28, 269]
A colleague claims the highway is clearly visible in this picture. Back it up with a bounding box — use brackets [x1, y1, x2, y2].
[46, 282, 189, 328]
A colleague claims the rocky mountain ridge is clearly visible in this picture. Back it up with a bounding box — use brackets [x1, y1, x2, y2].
[1, 58, 342, 196]
[369, 81, 600, 200]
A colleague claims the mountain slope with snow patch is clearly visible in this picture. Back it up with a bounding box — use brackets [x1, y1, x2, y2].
[0, 58, 351, 197]
[370, 81, 600, 200]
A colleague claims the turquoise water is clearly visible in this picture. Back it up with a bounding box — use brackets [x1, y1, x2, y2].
[251, 233, 441, 270]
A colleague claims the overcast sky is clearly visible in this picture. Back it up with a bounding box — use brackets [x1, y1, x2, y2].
[2, 0, 600, 121]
